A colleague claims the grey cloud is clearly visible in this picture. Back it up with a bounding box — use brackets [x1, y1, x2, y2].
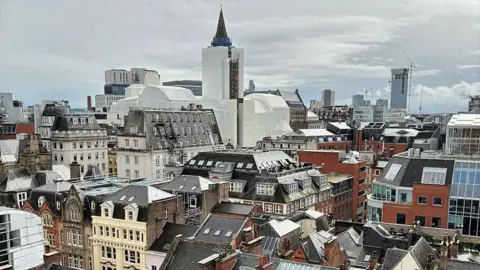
[0, 0, 479, 110]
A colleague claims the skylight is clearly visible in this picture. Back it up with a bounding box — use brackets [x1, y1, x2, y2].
[384, 164, 402, 181]
[198, 160, 205, 166]
[203, 228, 211, 235]
[206, 161, 213, 166]
[246, 163, 254, 169]
[191, 186, 197, 191]
[178, 185, 184, 190]
[214, 230, 222, 236]
[189, 160, 196, 165]
[128, 197, 135, 202]
[225, 231, 233, 237]
[236, 163, 244, 168]
[120, 196, 126, 201]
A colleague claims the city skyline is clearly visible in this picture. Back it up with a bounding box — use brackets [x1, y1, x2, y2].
[1, 0, 479, 112]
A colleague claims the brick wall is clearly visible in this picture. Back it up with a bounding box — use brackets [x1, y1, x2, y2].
[146, 195, 186, 246]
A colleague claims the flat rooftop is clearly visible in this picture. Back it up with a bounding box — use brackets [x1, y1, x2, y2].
[327, 173, 352, 183]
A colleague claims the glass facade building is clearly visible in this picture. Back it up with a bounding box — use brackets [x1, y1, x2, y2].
[448, 160, 480, 236]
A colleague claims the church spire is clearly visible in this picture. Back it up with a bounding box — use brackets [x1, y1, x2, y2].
[211, 7, 232, 47]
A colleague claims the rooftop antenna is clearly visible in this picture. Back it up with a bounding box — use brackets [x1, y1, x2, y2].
[398, 45, 415, 112]
[419, 86, 424, 114]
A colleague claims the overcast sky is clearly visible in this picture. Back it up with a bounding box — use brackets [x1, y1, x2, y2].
[1, 0, 479, 113]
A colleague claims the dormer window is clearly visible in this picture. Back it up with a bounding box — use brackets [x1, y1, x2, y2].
[124, 204, 139, 221]
[127, 210, 134, 220]
[101, 201, 113, 218]
[81, 118, 86, 124]
[256, 184, 275, 196]
[38, 196, 45, 207]
[73, 118, 78, 124]
[301, 179, 312, 190]
[88, 118, 93, 124]
[130, 127, 138, 134]
[288, 183, 298, 194]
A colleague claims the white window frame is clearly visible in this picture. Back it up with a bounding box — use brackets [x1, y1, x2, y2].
[228, 182, 243, 192]
[256, 184, 275, 195]
[421, 167, 447, 185]
[16, 192, 27, 208]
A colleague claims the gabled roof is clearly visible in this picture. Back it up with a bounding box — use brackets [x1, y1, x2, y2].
[382, 248, 408, 270]
[302, 231, 337, 263]
[410, 237, 438, 269]
[194, 213, 247, 244]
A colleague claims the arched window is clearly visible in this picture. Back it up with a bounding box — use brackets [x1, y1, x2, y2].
[41, 212, 53, 227]
[69, 203, 80, 222]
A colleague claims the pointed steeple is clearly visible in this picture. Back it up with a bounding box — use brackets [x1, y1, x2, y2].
[211, 7, 232, 47]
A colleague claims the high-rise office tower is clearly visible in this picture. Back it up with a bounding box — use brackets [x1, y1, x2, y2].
[390, 68, 409, 109]
[248, 80, 255, 91]
[352, 94, 365, 107]
[202, 8, 244, 101]
[322, 89, 335, 106]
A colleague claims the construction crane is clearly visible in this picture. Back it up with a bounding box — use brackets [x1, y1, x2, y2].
[419, 86, 424, 113]
[398, 45, 415, 112]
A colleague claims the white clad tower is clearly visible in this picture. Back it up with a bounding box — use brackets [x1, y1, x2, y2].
[202, 8, 244, 101]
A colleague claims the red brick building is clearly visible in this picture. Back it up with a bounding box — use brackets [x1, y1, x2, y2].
[298, 150, 368, 221]
[368, 152, 453, 228]
[0, 123, 35, 140]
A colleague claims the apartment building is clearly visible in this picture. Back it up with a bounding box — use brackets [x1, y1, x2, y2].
[50, 114, 108, 179]
[182, 150, 332, 216]
[116, 109, 224, 181]
[90, 185, 184, 270]
[297, 150, 368, 222]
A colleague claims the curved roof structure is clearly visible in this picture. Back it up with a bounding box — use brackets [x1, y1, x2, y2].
[271, 119, 293, 138]
[138, 86, 196, 103]
[245, 93, 289, 109]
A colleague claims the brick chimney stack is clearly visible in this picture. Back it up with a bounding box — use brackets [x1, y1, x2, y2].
[440, 234, 450, 270]
[451, 234, 460, 258]
[255, 255, 273, 270]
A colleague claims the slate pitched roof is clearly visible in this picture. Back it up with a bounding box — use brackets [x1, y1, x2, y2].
[148, 222, 197, 253]
[381, 248, 408, 270]
[211, 202, 255, 216]
[162, 240, 232, 270]
[410, 237, 438, 269]
[51, 114, 101, 131]
[194, 214, 247, 244]
[446, 260, 480, 270]
[376, 156, 454, 187]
